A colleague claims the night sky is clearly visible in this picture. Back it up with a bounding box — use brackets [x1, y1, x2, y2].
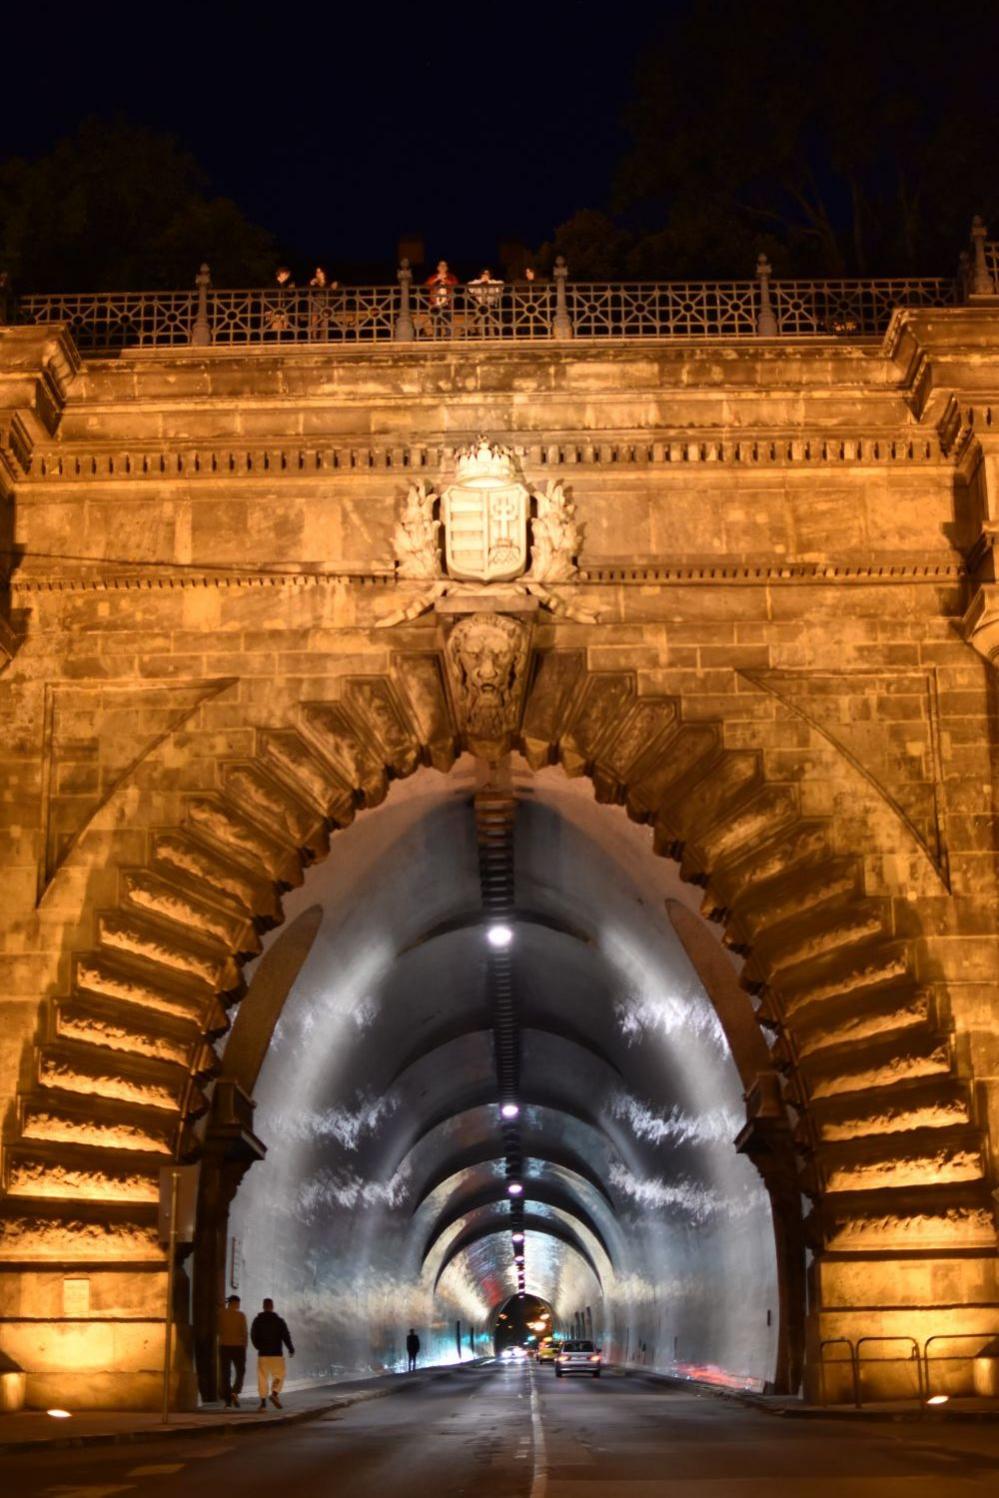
[1, 6, 672, 271]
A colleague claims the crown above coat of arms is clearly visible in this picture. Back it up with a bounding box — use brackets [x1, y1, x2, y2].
[453, 438, 518, 486]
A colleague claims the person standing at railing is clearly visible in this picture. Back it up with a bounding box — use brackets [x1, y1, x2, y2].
[425, 259, 458, 331]
[467, 268, 504, 334]
[308, 266, 337, 340]
[267, 265, 298, 339]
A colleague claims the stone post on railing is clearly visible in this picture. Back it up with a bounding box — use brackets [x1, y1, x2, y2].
[970, 217, 997, 299]
[756, 254, 779, 337]
[395, 258, 415, 341]
[190, 263, 212, 347]
[552, 257, 573, 339]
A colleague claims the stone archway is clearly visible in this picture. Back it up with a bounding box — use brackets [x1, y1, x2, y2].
[0, 623, 993, 1408]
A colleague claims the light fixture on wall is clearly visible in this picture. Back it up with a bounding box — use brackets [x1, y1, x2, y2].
[486, 924, 513, 949]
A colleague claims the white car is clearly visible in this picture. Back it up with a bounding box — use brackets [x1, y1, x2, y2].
[554, 1339, 602, 1377]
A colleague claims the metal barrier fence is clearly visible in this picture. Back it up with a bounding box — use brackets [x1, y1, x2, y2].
[818, 1330, 999, 1407]
[13, 251, 979, 355]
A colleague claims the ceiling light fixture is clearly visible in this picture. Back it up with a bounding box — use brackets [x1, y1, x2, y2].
[507, 1182, 523, 1196]
[500, 1102, 520, 1119]
[486, 924, 513, 950]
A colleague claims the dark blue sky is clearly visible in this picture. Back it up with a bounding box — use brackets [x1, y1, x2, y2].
[1, 6, 675, 267]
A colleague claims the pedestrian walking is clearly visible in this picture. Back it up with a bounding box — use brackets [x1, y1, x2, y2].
[218, 1293, 248, 1409]
[250, 1296, 295, 1409]
[406, 1327, 420, 1372]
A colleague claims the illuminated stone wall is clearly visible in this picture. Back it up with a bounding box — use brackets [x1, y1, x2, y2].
[0, 308, 997, 1407]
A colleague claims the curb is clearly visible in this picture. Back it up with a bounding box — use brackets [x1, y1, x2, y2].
[0, 1368, 454, 1455]
[616, 1367, 999, 1423]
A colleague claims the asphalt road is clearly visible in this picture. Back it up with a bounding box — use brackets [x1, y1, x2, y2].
[4, 1361, 999, 1497]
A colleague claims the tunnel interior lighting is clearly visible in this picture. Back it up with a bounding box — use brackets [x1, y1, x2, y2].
[500, 1102, 520, 1119]
[507, 1181, 523, 1195]
[486, 924, 513, 949]
[512, 1231, 524, 1243]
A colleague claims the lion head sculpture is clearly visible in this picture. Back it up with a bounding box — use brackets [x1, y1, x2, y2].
[444, 612, 532, 749]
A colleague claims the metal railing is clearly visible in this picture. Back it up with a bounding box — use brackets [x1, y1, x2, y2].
[13, 226, 999, 356]
[818, 1329, 999, 1407]
[923, 1331, 999, 1399]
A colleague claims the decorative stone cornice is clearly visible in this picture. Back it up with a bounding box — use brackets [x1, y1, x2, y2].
[8, 557, 965, 597]
[21, 431, 948, 485]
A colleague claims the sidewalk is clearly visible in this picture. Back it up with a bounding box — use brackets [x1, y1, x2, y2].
[0, 1366, 453, 1454]
[616, 1367, 999, 1421]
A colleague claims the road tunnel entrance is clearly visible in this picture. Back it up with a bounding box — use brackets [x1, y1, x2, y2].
[205, 757, 787, 1398]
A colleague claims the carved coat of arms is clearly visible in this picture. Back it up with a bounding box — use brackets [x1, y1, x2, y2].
[379, 436, 596, 626]
[441, 441, 529, 582]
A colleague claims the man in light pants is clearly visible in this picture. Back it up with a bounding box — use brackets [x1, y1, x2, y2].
[250, 1297, 295, 1410]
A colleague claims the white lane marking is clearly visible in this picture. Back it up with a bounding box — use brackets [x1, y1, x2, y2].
[126, 1466, 184, 1477]
[528, 1366, 548, 1498]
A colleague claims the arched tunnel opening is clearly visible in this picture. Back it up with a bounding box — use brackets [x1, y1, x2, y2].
[193, 755, 798, 1397]
[493, 1293, 554, 1356]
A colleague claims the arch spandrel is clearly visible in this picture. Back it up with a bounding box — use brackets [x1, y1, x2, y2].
[0, 632, 994, 1407]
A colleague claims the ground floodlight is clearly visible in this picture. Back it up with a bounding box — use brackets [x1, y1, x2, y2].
[46, 1410, 72, 1419]
[487, 924, 513, 949]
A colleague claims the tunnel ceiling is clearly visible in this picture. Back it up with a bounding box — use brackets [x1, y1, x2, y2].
[225, 754, 772, 1336]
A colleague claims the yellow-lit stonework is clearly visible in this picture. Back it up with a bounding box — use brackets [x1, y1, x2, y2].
[0, 306, 998, 1408]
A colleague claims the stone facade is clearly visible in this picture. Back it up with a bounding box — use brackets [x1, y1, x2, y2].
[0, 309, 998, 1407]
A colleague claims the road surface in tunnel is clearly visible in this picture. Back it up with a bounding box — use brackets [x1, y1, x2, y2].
[4, 1363, 999, 1496]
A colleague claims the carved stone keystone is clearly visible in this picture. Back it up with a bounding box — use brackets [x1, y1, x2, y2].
[441, 611, 534, 760]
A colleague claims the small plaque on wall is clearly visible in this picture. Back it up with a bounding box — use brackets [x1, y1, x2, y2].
[63, 1277, 91, 1316]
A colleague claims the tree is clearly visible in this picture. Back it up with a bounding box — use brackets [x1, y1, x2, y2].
[0, 120, 277, 291]
[538, 0, 999, 279]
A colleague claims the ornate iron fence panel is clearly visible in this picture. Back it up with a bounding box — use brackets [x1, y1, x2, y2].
[18, 291, 197, 352]
[16, 275, 961, 352]
[771, 277, 958, 335]
[983, 240, 999, 293]
[207, 286, 398, 344]
[406, 281, 557, 339]
[568, 281, 760, 337]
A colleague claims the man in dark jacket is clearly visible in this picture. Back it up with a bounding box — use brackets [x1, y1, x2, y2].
[250, 1297, 295, 1410]
[406, 1328, 420, 1372]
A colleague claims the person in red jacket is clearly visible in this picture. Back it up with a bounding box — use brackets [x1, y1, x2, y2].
[425, 259, 458, 326]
